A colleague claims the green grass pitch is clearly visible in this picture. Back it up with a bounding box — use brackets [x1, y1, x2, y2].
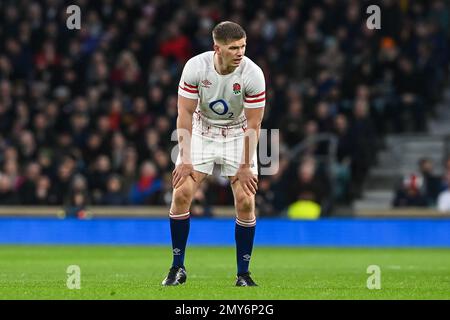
[0, 246, 449, 299]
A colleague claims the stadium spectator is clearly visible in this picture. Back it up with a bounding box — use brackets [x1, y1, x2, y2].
[120, 146, 139, 194]
[50, 160, 75, 205]
[394, 56, 426, 132]
[333, 114, 353, 203]
[100, 174, 128, 206]
[35, 175, 52, 205]
[285, 157, 330, 215]
[128, 161, 162, 205]
[88, 155, 112, 203]
[255, 177, 277, 217]
[3, 159, 23, 192]
[18, 162, 41, 204]
[349, 98, 378, 198]
[393, 174, 429, 207]
[0, 173, 19, 204]
[109, 131, 127, 171]
[65, 174, 90, 219]
[279, 98, 305, 148]
[418, 158, 442, 204]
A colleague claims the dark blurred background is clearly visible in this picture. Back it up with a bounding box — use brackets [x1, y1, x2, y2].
[0, 0, 449, 218]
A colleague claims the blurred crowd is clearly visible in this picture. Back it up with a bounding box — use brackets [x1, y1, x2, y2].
[0, 0, 449, 217]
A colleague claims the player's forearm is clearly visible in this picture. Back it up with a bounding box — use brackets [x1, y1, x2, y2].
[176, 112, 193, 164]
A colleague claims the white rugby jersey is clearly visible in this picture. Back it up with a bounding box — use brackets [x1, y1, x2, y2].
[178, 51, 265, 130]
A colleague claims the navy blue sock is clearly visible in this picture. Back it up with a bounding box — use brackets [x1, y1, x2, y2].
[169, 211, 190, 268]
[235, 218, 256, 276]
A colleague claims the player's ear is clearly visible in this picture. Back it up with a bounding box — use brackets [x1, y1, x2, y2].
[213, 43, 220, 54]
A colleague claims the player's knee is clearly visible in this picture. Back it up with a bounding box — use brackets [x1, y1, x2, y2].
[173, 186, 194, 208]
[236, 194, 254, 214]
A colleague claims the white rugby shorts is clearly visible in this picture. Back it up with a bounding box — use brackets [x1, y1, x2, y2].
[176, 116, 258, 177]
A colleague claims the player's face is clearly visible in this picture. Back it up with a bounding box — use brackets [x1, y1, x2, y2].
[217, 38, 246, 68]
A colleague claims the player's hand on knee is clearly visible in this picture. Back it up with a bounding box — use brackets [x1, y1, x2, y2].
[172, 163, 196, 189]
[232, 166, 258, 196]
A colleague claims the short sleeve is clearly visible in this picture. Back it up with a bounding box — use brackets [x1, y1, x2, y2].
[244, 67, 266, 108]
[178, 58, 200, 99]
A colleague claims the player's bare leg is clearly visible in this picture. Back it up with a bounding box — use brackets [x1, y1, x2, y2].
[170, 170, 207, 214]
[162, 170, 207, 286]
[230, 179, 258, 286]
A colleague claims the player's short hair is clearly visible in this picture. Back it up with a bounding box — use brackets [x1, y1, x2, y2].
[212, 21, 246, 44]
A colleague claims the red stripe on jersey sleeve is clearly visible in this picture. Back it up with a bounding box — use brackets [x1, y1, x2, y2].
[244, 97, 265, 103]
[245, 91, 265, 98]
[179, 86, 199, 94]
[184, 82, 198, 89]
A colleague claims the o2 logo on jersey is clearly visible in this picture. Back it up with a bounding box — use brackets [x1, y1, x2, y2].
[209, 99, 234, 118]
[209, 99, 229, 115]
